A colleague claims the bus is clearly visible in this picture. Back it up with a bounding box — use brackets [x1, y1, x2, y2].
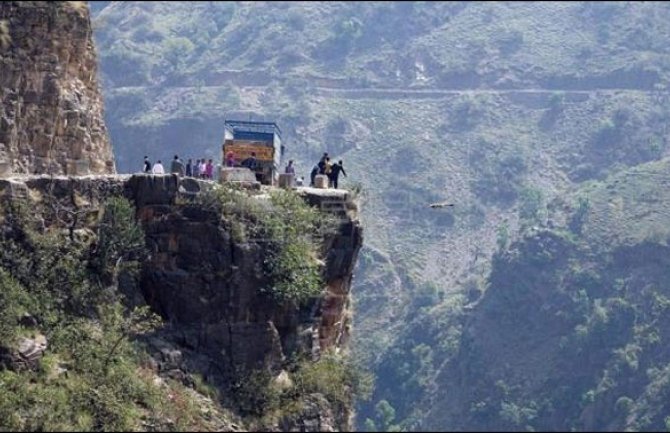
[222, 120, 283, 185]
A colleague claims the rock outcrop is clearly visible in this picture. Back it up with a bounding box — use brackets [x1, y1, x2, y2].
[0, 334, 48, 371]
[0, 174, 363, 430]
[135, 182, 362, 377]
[0, 1, 115, 176]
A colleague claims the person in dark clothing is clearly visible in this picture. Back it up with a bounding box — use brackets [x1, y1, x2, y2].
[328, 160, 347, 189]
[310, 164, 319, 187]
[241, 152, 258, 171]
[241, 152, 262, 182]
[317, 152, 329, 175]
[170, 155, 185, 176]
[185, 159, 193, 177]
[143, 156, 151, 173]
[285, 160, 295, 175]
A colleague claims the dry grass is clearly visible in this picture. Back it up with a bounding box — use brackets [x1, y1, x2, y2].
[0, 20, 10, 51]
[65, 1, 88, 18]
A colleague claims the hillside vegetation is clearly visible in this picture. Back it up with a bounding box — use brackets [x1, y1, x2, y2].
[90, 1, 670, 430]
[0, 197, 230, 431]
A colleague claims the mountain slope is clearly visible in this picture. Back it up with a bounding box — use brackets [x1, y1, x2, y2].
[89, 1, 670, 430]
[421, 158, 670, 431]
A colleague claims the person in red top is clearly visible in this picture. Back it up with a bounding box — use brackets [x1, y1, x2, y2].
[205, 159, 214, 179]
[226, 151, 236, 167]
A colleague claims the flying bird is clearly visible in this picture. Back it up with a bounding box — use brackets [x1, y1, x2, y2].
[429, 202, 455, 208]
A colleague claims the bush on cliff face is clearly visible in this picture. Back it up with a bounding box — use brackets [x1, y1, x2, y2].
[0, 200, 93, 321]
[231, 351, 373, 428]
[262, 190, 337, 304]
[92, 196, 146, 286]
[195, 186, 337, 304]
[291, 352, 374, 414]
[0, 269, 32, 345]
[230, 368, 282, 418]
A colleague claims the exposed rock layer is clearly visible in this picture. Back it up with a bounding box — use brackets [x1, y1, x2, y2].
[0, 1, 115, 176]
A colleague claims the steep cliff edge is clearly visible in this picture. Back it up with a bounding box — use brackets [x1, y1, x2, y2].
[0, 2, 364, 430]
[0, 174, 363, 431]
[0, 1, 114, 176]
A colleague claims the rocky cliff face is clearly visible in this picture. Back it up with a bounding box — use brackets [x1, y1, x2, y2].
[126, 176, 363, 372]
[0, 174, 363, 431]
[0, 1, 114, 176]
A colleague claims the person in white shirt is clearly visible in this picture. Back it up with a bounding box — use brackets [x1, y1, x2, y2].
[152, 160, 165, 174]
[198, 159, 207, 178]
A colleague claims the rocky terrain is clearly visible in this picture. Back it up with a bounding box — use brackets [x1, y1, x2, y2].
[87, 1, 670, 430]
[4, 1, 670, 431]
[0, 2, 365, 431]
[0, 1, 115, 175]
[0, 173, 363, 431]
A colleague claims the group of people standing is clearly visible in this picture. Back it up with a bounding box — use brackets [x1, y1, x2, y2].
[142, 151, 348, 189]
[308, 152, 347, 189]
[143, 155, 215, 179]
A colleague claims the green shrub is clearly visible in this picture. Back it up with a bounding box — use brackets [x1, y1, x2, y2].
[472, 150, 527, 206]
[162, 36, 195, 65]
[0, 270, 33, 344]
[496, 223, 510, 251]
[499, 400, 538, 430]
[452, 96, 484, 131]
[568, 196, 590, 235]
[100, 45, 152, 86]
[374, 400, 399, 431]
[412, 282, 442, 310]
[263, 190, 339, 303]
[496, 29, 524, 55]
[92, 196, 146, 285]
[615, 396, 634, 414]
[519, 187, 545, 227]
[196, 186, 337, 304]
[0, 201, 91, 320]
[0, 194, 219, 431]
[230, 368, 281, 417]
[191, 372, 220, 400]
[291, 353, 373, 414]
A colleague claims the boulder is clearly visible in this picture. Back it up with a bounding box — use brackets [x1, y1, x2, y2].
[0, 160, 11, 177]
[126, 174, 179, 207]
[219, 167, 257, 183]
[279, 393, 336, 432]
[314, 174, 329, 189]
[278, 173, 295, 189]
[18, 335, 48, 362]
[18, 313, 38, 327]
[0, 334, 48, 371]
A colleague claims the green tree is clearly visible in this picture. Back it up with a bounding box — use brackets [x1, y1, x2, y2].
[570, 196, 590, 235]
[92, 197, 146, 285]
[372, 399, 400, 431]
[364, 418, 378, 432]
[519, 187, 544, 228]
[496, 223, 510, 251]
[162, 36, 195, 74]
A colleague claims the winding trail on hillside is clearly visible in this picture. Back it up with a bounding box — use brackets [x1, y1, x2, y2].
[311, 86, 667, 99]
[110, 83, 668, 102]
